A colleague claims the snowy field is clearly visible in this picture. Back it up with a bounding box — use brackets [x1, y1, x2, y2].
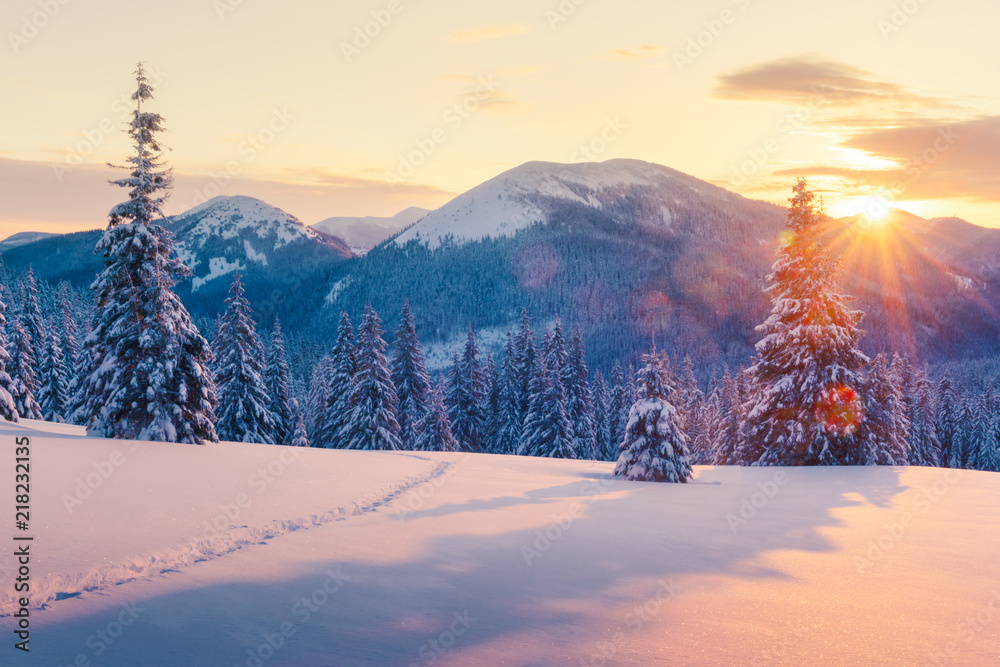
[2, 421, 999, 666]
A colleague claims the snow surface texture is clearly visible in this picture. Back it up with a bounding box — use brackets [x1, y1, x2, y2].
[2, 420, 998, 666]
[394, 158, 735, 249]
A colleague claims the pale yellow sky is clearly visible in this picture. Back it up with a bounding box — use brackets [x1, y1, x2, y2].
[1, 0, 998, 238]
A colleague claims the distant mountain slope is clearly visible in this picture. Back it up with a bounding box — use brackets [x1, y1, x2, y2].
[394, 159, 779, 248]
[0, 231, 58, 253]
[313, 206, 429, 252]
[1, 196, 356, 329]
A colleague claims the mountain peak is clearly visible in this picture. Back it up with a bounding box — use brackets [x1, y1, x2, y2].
[394, 158, 772, 249]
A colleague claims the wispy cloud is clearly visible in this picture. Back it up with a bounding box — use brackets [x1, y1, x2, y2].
[448, 23, 530, 43]
[594, 44, 663, 62]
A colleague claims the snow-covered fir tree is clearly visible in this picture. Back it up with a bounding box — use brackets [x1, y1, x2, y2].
[342, 305, 402, 451]
[691, 391, 721, 465]
[711, 366, 743, 464]
[8, 318, 43, 421]
[483, 354, 501, 452]
[214, 273, 276, 444]
[742, 179, 868, 466]
[445, 327, 486, 452]
[0, 297, 20, 422]
[613, 351, 692, 483]
[290, 399, 310, 448]
[19, 268, 47, 362]
[306, 354, 333, 444]
[390, 301, 431, 450]
[513, 309, 537, 429]
[854, 353, 910, 465]
[908, 365, 941, 466]
[493, 332, 522, 454]
[56, 281, 81, 372]
[319, 312, 357, 449]
[591, 369, 614, 461]
[608, 362, 628, 454]
[415, 379, 458, 452]
[564, 326, 596, 459]
[265, 317, 295, 445]
[519, 339, 576, 459]
[37, 332, 68, 423]
[82, 63, 217, 443]
[936, 373, 959, 468]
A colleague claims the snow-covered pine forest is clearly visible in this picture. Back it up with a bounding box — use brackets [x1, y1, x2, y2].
[0, 66, 998, 476]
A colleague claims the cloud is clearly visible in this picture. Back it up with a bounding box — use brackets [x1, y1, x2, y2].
[713, 57, 949, 110]
[770, 117, 1000, 203]
[448, 24, 530, 43]
[0, 157, 454, 238]
[594, 44, 663, 62]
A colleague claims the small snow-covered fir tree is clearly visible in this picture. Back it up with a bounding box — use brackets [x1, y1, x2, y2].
[83, 63, 217, 443]
[214, 273, 276, 444]
[519, 345, 576, 459]
[711, 366, 743, 464]
[591, 369, 613, 461]
[493, 332, 522, 454]
[265, 317, 295, 445]
[564, 326, 596, 459]
[854, 353, 910, 465]
[390, 301, 431, 450]
[936, 374, 959, 468]
[290, 399, 310, 448]
[306, 354, 333, 444]
[908, 365, 941, 466]
[743, 179, 868, 466]
[613, 351, 692, 483]
[19, 268, 47, 361]
[319, 312, 357, 449]
[0, 297, 20, 422]
[415, 379, 458, 452]
[483, 354, 501, 452]
[445, 327, 486, 452]
[513, 309, 537, 426]
[608, 362, 628, 454]
[37, 332, 68, 423]
[8, 318, 43, 421]
[56, 281, 81, 372]
[342, 305, 402, 451]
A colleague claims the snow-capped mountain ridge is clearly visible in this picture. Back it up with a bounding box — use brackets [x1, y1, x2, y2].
[169, 195, 353, 290]
[395, 159, 760, 248]
[312, 206, 430, 252]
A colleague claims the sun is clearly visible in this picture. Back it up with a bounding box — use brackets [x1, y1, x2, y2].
[855, 196, 893, 227]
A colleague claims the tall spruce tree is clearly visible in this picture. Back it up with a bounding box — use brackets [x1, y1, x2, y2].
[342, 305, 401, 451]
[613, 351, 692, 483]
[56, 281, 81, 372]
[214, 273, 276, 444]
[513, 309, 537, 428]
[742, 179, 868, 466]
[390, 301, 431, 450]
[19, 268, 46, 362]
[319, 312, 357, 449]
[711, 367, 743, 464]
[82, 63, 217, 443]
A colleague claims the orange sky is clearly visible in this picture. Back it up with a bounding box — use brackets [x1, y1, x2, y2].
[1, 0, 998, 238]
